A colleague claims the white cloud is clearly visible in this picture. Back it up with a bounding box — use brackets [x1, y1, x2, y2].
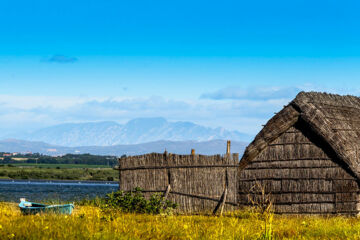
[0, 94, 289, 137]
[10, 84, 358, 137]
[3, 83, 360, 141]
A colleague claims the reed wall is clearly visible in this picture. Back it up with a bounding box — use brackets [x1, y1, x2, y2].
[119, 152, 239, 213]
[238, 121, 360, 214]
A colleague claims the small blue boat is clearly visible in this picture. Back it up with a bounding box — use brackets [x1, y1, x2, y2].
[19, 198, 74, 215]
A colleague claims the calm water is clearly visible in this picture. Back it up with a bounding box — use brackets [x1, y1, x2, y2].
[0, 179, 119, 202]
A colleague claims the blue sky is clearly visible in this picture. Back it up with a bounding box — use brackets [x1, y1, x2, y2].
[1, 0, 360, 138]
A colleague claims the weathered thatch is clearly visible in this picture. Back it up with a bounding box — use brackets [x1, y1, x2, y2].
[239, 92, 360, 214]
[119, 152, 239, 213]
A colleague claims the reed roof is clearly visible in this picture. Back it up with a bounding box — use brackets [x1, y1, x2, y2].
[240, 91, 360, 179]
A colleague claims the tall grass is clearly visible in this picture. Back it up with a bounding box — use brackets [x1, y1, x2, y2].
[2, 202, 360, 239]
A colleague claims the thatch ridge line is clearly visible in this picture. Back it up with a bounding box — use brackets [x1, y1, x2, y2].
[239, 104, 300, 169]
[294, 91, 360, 103]
[293, 96, 360, 179]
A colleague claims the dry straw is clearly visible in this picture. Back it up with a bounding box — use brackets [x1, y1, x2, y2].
[239, 92, 360, 215]
[119, 152, 239, 213]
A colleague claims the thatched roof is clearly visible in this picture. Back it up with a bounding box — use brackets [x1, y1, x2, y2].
[240, 91, 360, 179]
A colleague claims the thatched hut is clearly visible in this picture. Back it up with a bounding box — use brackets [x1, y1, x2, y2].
[238, 92, 360, 214]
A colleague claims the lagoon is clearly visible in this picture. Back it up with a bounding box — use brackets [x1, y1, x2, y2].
[0, 179, 118, 202]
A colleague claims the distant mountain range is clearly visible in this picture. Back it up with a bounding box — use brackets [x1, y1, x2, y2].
[0, 139, 248, 156]
[14, 118, 251, 147]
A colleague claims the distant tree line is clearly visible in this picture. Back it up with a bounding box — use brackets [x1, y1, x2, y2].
[0, 153, 123, 167]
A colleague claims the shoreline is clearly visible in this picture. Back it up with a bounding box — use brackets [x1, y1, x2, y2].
[0, 178, 118, 185]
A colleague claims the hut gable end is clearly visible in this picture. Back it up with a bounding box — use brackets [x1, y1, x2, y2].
[239, 91, 360, 215]
[292, 92, 360, 178]
[239, 104, 300, 170]
[241, 91, 360, 179]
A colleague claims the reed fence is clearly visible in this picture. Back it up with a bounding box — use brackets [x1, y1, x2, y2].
[118, 152, 239, 213]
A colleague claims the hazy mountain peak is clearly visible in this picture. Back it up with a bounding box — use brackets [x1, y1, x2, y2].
[13, 117, 250, 147]
[125, 117, 168, 129]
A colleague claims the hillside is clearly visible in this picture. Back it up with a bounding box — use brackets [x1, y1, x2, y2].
[16, 118, 250, 147]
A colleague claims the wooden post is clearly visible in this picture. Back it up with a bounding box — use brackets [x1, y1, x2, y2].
[226, 140, 231, 154]
[164, 184, 171, 199]
[191, 149, 195, 155]
[219, 187, 228, 216]
[220, 168, 229, 216]
[213, 186, 228, 216]
[213, 169, 229, 216]
[164, 166, 172, 200]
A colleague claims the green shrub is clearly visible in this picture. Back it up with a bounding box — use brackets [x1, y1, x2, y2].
[83, 187, 177, 215]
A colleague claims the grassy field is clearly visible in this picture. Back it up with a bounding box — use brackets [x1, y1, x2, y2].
[0, 165, 118, 181]
[2, 202, 360, 239]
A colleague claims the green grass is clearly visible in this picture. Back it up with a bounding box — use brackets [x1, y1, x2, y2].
[7, 163, 111, 169]
[3, 202, 360, 239]
[0, 165, 118, 181]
